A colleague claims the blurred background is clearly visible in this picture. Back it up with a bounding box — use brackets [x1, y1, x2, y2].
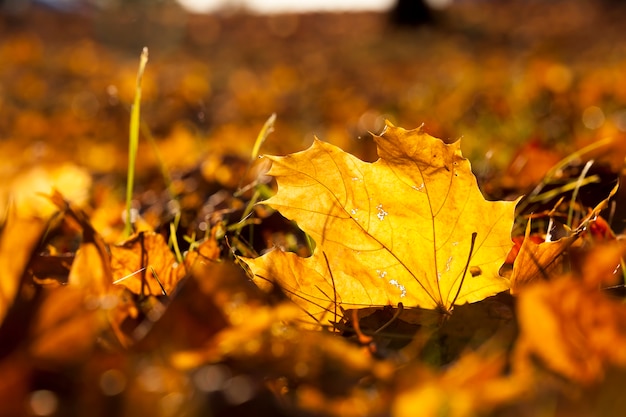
[2, 0, 626, 195]
[1, 0, 447, 14]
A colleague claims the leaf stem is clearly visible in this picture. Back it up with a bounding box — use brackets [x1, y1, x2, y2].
[322, 251, 338, 329]
[450, 232, 478, 310]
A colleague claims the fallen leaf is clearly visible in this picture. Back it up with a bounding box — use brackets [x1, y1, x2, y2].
[110, 232, 185, 297]
[295, 384, 387, 417]
[514, 276, 626, 384]
[509, 182, 619, 294]
[0, 207, 46, 325]
[574, 240, 626, 287]
[0, 163, 91, 219]
[172, 300, 395, 401]
[171, 302, 302, 369]
[508, 222, 575, 294]
[503, 234, 544, 266]
[28, 286, 106, 363]
[48, 192, 139, 349]
[586, 214, 616, 241]
[242, 122, 516, 324]
[49, 191, 113, 296]
[393, 351, 528, 417]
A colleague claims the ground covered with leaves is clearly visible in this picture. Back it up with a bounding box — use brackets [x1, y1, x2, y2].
[3, 1, 626, 416]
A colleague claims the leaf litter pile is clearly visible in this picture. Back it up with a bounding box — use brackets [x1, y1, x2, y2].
[3, 2, 626, 416]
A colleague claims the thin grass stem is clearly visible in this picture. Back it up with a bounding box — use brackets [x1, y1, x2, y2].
[124, 47, 149, 238]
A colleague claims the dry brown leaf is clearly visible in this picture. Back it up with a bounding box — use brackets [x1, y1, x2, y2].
[510, 182, 619, 294]
[392, 351, 528, 417]
[48, 190, 113, 295]
[171, 302, 302, 369]
[169, 258, 395, 403]
[172, 301, 395, 401]
[295, 384, 388, 417]
[509, 222, 575, 294]
[110, 232, 186, 296]
[575, 240, 626, 287]
[48, 192, 139, 348]
[514, 277, 626, 384]
[28, 286, 105, 363]
[242, 122, 516, 325]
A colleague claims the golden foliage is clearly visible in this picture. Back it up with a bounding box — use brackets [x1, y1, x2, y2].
[2, 5, 626, 415]
[0, 209, 46, 324]
[509, 222, 575, 294]
[110, 232, 185, 296]
[515, 272, 626, 384]
[393, 352, 528, 417]
[243, 122, 516, 323]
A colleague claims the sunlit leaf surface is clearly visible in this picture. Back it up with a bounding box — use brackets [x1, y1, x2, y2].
[243, 122, 516, 322]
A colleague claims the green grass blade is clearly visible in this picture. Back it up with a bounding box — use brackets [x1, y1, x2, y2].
[124, 47, 149, 238]
[235, 113, 277, 195]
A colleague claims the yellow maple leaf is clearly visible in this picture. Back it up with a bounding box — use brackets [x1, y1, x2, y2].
[242, 122, 516, 324]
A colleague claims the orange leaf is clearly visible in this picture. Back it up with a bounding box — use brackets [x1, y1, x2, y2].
[575, 241, 626, 287]
[509, 222, 575, 294]
[0, 208, 46, 325]
[515, 277, 626, 384]
[503, 235, 543, 266]
[110, 232, 185, 296]
[242, 122, 516, 325]
[28, 286, 105, 363]
[0, 163, 91, 219]
[49, 192, 138, 349]
[510, 183, 619, 294]
[393, 351, 528, 417]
